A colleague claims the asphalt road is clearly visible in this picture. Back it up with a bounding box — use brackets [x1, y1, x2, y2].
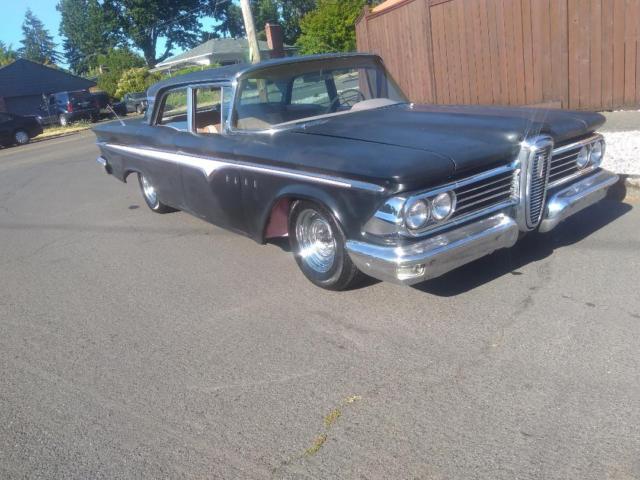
[1, 132, 639, 479]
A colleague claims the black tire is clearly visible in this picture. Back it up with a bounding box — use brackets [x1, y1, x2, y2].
[136, 105, 143, 115]
[59, 115, 68, 127]
[137, 173, 175, 213]
[289, 200, 365, 291]
[14, 129, 30, 145]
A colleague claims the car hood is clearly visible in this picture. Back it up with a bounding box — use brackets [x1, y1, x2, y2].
[293, 103, 605, 176]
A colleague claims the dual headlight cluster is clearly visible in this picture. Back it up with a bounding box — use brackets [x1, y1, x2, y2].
[404, 191, 456, 231]
[576, 138, 605, 169]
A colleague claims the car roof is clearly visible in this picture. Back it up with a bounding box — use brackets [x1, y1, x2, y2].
[147, 52, 381, 98]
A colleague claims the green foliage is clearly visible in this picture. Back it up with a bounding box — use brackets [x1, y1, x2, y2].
[108, 0, 205, 67]
[296, 0, 367, 54]
[19, 8, 62, 65]
[163, 64, 220, 79]
[205, 0, 317, 45]
[93, 48, 146, 97]
[0, 41, 17, 67]
[115, 67, 162, 99]
[57, 0, 122, 74]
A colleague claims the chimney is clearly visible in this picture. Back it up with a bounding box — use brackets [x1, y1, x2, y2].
[265, 23, 285, 58]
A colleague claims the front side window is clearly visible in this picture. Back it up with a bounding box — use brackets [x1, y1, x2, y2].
[233, 57, 407, 131]
[194, 86, 222, 135]
[158, 88, 189, 130]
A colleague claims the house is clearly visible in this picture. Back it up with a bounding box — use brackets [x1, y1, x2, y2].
[0, 58, 96, 116]
[152, 24, 297, 73]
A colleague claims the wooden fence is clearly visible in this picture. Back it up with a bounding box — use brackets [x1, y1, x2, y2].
[356, 0, 640, 110]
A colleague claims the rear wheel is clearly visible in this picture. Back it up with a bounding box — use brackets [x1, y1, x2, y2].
[136, 105, 143, 115]
[14, 130, 30, 145]
[289, 200, 365, 291]
[137, 173, 174, 213]
[59, 115, 68, 127]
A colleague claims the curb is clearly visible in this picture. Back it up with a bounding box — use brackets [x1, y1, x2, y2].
[32, 128, 92, 144]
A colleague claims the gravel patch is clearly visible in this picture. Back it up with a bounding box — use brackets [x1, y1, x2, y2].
[601, 130, 640, 175]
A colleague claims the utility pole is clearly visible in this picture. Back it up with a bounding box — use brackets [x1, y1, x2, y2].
[239, 0, 262, 64]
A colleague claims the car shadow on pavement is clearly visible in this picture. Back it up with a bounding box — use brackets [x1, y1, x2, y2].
[413, 199, 633, 297]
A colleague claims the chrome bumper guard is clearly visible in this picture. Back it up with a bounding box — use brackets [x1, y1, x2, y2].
[346, 214, 519, 285]
[538, 169, 619, 233]
[96, 155, 111, 174]
[347, 169, 619, 285]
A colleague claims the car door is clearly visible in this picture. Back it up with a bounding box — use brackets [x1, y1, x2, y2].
[0, 113, 14, 143]
[172, 85, 247, 233]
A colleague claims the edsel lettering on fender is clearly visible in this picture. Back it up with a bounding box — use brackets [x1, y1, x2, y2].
[93, 53, 619, 290]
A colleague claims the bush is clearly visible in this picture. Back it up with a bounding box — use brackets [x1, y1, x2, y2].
[115, 68, 162, 99]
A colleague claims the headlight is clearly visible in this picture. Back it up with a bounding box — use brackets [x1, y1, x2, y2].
[405, 199, 430, 230]
[431, 192, 456, 221]
[590, 139, 605, 167]
[576, 145, 590, 169]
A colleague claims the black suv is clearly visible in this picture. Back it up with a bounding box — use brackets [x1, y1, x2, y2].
[38, 90, 99, 126]
[0, 112, 43, 147]
[123, 92, 148, 114]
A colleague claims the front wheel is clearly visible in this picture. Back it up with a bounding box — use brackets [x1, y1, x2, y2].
[137, 173, 175, 213]
[14, 130, 30, 145]
[289, 200, 365, 291]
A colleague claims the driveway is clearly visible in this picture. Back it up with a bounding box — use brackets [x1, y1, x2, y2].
[0, 132, 639, 479]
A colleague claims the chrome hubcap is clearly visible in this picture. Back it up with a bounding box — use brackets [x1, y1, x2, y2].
[15, 131, 28, 144]
[296, 209, 336, 273]
[141, 175, 157, 206]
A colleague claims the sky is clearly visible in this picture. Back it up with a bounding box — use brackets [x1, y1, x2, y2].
[2, 0, 218, 68]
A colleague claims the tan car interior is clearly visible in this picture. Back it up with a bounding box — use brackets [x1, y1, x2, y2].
[195, 108, 221, 134]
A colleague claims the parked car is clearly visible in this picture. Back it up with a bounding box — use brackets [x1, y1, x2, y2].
[93, 53, 620, 290]
[0, 112, 43, 147]
[91, 92, 127, 119]
[123, 92, 148, 114]
[37, 90, 99, 126]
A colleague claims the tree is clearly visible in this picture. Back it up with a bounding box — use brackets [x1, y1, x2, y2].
[279, 0, 316, 45]
[296, 0, 371, 54]
[0, 41, 17, 67]
[57, 0, 122, 74]
[114, 67, 161, 98]
[19, 8, 62, 65]
[94, 48, 145, 97]
[205, 0, 316, 44]
[108, 0, 205, 67]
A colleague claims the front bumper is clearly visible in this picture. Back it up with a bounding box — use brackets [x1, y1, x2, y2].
[346, 169, 619, 285]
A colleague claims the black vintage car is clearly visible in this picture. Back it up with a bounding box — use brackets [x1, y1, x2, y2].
[123, 92, 148, 114]
[0, 112, 43, 147]
[93, 53, 619, 290]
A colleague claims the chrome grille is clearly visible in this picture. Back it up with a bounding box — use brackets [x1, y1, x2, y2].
[526, 146, 551, 227]
[549, 146, 581, 186]
[452, 170, 515, 219]
[548, 134, 602, 188]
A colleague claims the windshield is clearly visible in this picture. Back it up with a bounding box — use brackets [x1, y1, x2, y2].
[232, 57, 407, 131]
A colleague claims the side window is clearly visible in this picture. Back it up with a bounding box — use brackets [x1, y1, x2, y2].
[158, 88, 189, 130]
[239, 79, 284, 105]
[194, 86, 222, 135]
[291, 76, 330, 107]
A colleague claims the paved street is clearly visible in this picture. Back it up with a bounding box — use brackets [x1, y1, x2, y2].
[0, 132, 639, 479]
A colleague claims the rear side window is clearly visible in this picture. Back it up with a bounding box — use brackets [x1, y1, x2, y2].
[158, 88, 189, 130]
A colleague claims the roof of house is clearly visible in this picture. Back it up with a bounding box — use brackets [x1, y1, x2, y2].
[156, 37, 296, 69]
[0, 59, 95, 98]
[148, 53, 381, 97]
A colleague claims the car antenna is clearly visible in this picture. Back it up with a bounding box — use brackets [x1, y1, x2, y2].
[107, 104, 126, 126]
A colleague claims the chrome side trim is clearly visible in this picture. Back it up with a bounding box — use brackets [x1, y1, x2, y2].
[99, 143, 385, 192]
